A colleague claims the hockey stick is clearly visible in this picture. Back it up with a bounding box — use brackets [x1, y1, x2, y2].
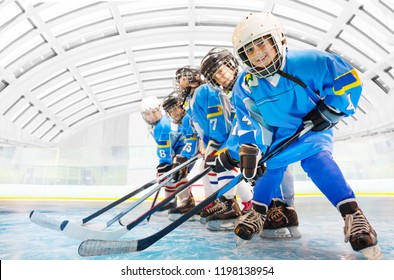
[78, 124, 313, 256]
[30, 154, 200, 232]
[54, 167, 211, 241]
[105, 176, 172, 228]
[81, 154, 201, 224]
[259, 122, 313, 163]
[29, 210, 63, 232]
[29, 176, 170, 233]
[78, 172, 240, 256]
[115, 167, 211, 231]
[146, 188, 161, 223]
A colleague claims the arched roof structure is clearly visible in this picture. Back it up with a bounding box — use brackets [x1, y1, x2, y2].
[0, 0, 393, 147]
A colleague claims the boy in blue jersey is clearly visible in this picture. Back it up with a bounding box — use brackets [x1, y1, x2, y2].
[174, 66, 254, 231]
[229, 12, 381, 259]
[161, 92, 200, 221]
[200, 47, 300, 239]
[140, 96, 197, 219]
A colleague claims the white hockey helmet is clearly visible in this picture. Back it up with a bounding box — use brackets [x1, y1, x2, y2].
[232, 12, 287, 78]
[140, 96, 162, 125]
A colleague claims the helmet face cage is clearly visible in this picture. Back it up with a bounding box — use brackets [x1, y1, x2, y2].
[232, 12, 287, 78]
[162, 93, 186, 124]
[237, 34, 283, 78]
[140, 96, 162, 125]
[141, 107, 162, 125]
[202, 54, 239, 92]
[174, 66, 203, 97]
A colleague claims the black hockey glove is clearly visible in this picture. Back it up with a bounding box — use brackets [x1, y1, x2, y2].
[172, 155, 188, 182]
[303, 101, 345, 131]
[205, 149, 239, 173]
[239, 144, 265, 186]
[203, 139, 222, 169]
[156, 162, 172, 175]
[204, 139, 222, 157]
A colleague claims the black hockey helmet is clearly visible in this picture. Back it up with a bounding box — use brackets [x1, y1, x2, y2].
[174, 65, 204, 98]
[200, 48, 239, 92]
[162, 92, 186, 124]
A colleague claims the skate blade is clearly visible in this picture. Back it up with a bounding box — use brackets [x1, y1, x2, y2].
[189, 214, 201, 222]
[360, 244, 383, 260]
[153, 211, 168, 217]
[260, 227, 301, 239]
[236, 236, 250, 247]
[206, 219, 236, 231]
[168, 213, 199, 222]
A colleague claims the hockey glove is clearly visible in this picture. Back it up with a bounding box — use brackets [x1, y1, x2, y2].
[303, 101, 345, 131]
[239, 144, 265, 186]
[156, 162, 172, 176]
[172, 155, 188, 182]
[204, 139, 222, 157]
[204, 139, 222, 169]
[205, 149, 239, 173]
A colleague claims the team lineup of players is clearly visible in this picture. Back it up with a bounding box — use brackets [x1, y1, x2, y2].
[139, 12, 381, 259]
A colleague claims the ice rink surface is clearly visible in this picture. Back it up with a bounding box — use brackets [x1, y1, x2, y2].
[0, 196, 393, 260]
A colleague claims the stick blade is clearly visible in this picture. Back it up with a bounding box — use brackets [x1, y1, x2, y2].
[78, 239, 138, 257]
[29, 210, 62, 232]
[61, 220, 128, 241]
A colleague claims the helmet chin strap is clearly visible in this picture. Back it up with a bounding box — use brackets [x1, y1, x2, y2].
[277, 70, 307, 89]
[149, 119, 160, 126]
[181, 87, 196, 106]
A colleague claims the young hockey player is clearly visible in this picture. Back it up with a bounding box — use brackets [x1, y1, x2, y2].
[174, 65, 253, 231]
[230, 11, 381, 259]
[161, 92, 200, 221]
[140, 96, 197, 219]
[200, 47, 300, 239]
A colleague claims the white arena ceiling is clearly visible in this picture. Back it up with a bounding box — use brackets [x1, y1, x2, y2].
[0, 0, 393, 147]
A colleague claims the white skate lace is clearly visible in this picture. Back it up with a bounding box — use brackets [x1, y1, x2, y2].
[343, 210, 370, 243]
[213, 200, 235, 215]
[237, 209, 265, 232]
[204, 201, 225, 214]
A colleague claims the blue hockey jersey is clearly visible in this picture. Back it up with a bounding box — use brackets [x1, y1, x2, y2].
[179, 113, 199, 159]
[187, 84, 234, 150]
[233, 49, 362, 168]
[149, 115, 186, 165]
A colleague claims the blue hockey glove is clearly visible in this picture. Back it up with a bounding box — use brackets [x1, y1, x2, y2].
[239, 144, 265, 186]
[303, 101, 345, 131]
[172, 155, 188, 181]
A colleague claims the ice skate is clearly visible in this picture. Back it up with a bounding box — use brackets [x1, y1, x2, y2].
[206, 197, 242, 231]
[151, 199, 177, 217]
[343, 208, 382, 260]
[260, 199, 301, 239]
[200, 199, 224, 224]
[168, 195, 198, 221]
[234, 203, 267, 245]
